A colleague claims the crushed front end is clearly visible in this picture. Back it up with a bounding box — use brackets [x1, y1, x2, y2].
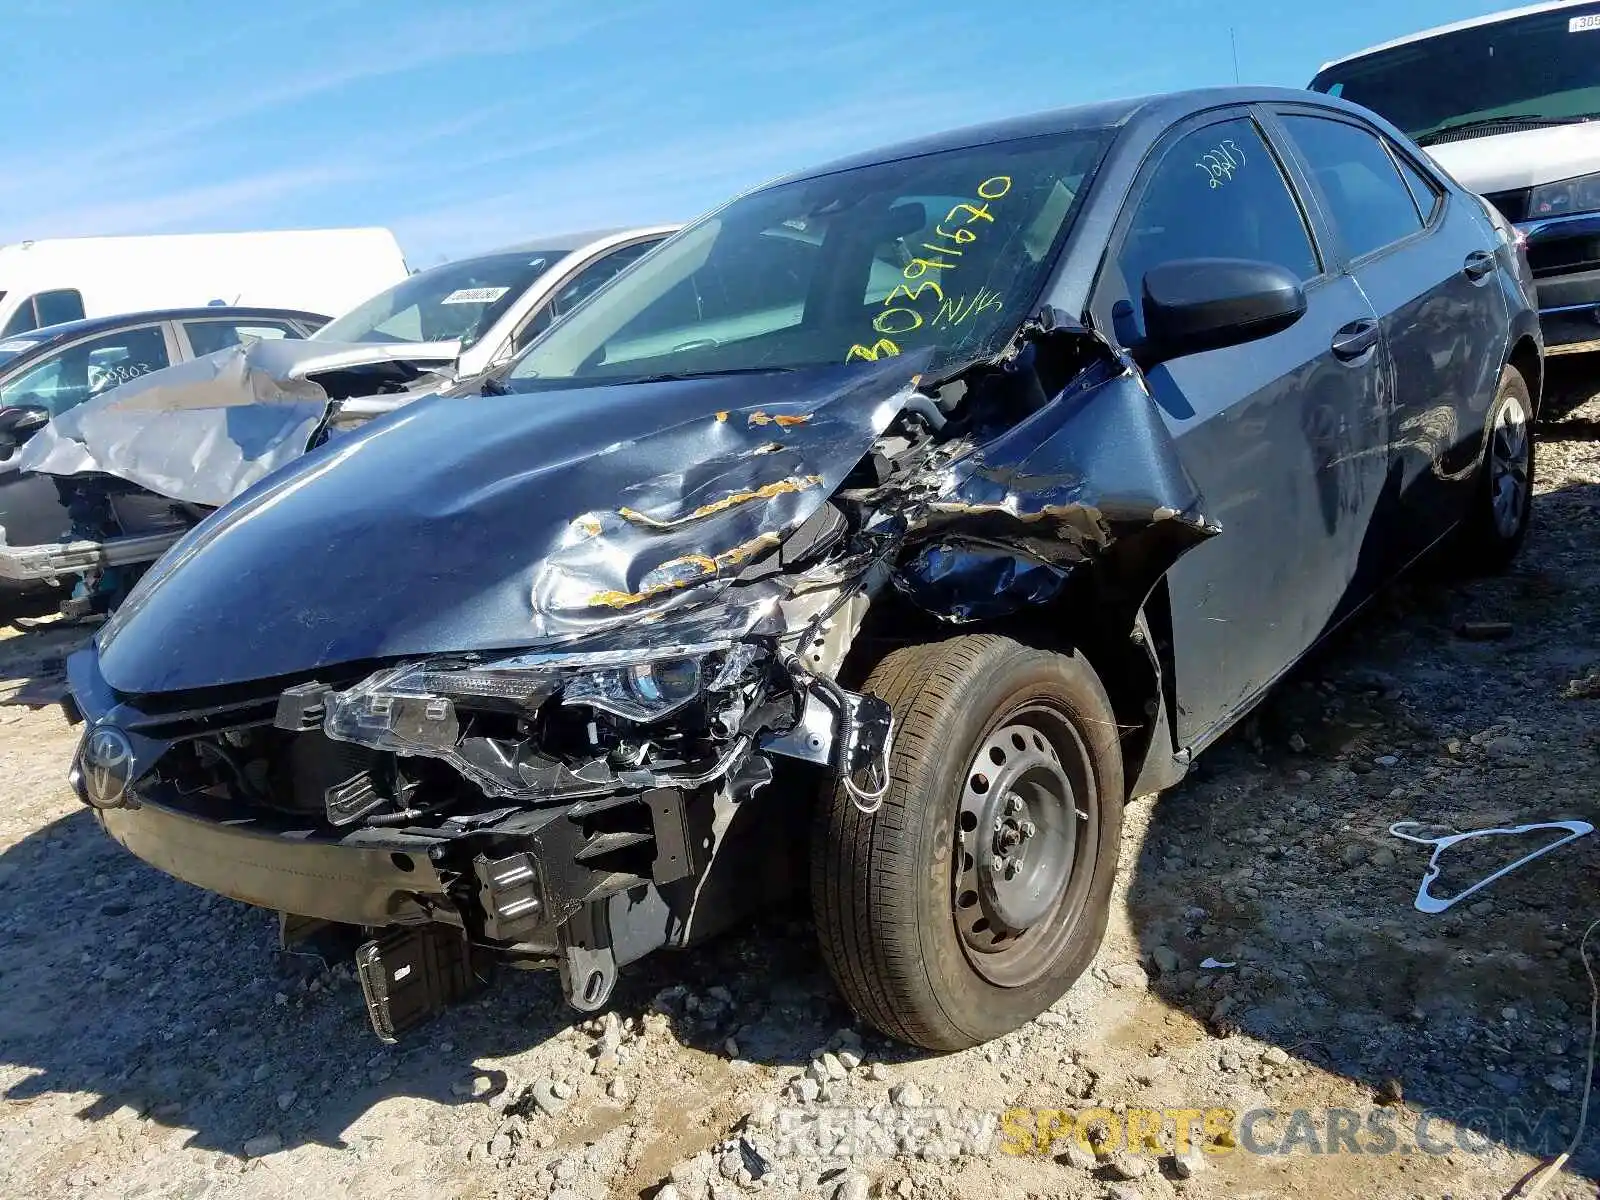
[68, 618, 891, 1038]
[66, 321, 1214, 1042]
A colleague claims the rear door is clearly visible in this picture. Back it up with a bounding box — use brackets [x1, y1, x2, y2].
[1272, 108, 1510, 566]
[1089, 107, 1392, 749]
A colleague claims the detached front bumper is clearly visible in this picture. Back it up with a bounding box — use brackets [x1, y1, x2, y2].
[0, 530, 183, 583]
[1518, 211, 1600, 354]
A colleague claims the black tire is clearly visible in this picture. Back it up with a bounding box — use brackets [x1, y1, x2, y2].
[1454, 364, 1535, 573]
[812, 635, 1124, 1051]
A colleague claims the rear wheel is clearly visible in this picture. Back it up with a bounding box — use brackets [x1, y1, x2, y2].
[1454, 365, 1535, 572]
[812, 635, 1124, 1051]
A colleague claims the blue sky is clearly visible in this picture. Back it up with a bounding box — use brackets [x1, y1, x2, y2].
[0, 0, 1520, 264]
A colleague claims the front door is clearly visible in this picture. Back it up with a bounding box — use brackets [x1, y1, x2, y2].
[1091, 109, 1393, 750]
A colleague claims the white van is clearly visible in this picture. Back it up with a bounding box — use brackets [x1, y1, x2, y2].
[0, 228, 410, 338]
[1311, 0, 1600, 353]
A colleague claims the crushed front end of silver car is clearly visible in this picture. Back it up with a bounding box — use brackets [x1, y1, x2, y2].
[2, 337, 455, 611]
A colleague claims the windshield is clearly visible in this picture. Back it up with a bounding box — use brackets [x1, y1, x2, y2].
[505, 131, 1108, 387]
[0, 335, 43, 372]
[1310, 3, 1600, 145]
[315, 249, 563, 349]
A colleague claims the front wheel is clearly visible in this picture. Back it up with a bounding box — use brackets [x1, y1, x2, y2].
[811, 635, 1124, 1051]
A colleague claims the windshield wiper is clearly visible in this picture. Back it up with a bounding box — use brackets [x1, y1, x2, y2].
[479, 375, 510, 396]
[1415, 114, 1591, 146]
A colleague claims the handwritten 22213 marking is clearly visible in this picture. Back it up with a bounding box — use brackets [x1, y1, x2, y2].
[846, 175, 1013, 363]
[1195, 139, 1246, 189]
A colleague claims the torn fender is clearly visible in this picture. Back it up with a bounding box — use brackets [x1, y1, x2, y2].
[15, 338, 456, 508]
[896, 351, 1218, 623]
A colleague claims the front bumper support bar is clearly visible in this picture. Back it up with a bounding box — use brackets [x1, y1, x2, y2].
[0, 530, 184, 582]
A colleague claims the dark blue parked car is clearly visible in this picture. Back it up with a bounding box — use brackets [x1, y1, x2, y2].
[65, 87, 1539, 1051]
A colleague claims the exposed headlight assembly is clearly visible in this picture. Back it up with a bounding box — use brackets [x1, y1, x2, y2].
[319, 643, 763, 802]
[323, 643, 744, 758]
[1529, 170, 1600, 218]
[561, 657, 704, 723]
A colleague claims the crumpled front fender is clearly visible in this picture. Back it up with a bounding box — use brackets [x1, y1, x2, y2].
[895, 349, 1217, 623]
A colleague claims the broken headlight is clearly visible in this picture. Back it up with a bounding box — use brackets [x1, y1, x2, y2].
[323, 644, 745, 756]
[561, 657, 704, 722]
[321, 658, 559, 755]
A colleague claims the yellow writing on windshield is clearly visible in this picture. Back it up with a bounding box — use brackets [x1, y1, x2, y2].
[845, 338, 901, 362]
[932, 287, 1005, 329]
[844, 175, 1015, 364]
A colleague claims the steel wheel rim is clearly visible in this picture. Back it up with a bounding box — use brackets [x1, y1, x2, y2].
[952, 703, 1097, 988]
[1489, 393, 1531, 540]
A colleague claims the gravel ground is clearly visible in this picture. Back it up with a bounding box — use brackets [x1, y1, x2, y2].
[2, 365, 1598, 1200]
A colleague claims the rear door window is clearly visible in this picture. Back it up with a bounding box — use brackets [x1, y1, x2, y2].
[1390, 146, 1442, 223]
[0, 325, 170, 415]
[182, 319, 297, 358]
[1278, 115, 1425, 260]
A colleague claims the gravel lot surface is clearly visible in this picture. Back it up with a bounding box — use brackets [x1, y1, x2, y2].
[1, 365, 1598, 1200]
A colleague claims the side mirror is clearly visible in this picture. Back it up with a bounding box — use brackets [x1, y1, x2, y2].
[0, 403, 50, 444]
[1133, 258, 1307, 369]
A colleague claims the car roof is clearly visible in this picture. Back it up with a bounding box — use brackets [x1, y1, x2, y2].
[1318, 0, 1590, 71]
[6, 305, 329, 348]
[764, 87, 1362, 186]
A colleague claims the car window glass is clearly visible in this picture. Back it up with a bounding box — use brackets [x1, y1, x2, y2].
[609, 229, 819, 348]
[1, 303, 37, 337]
[1390, 146, 1441, 222]
[1114, 117, 1319, 315]
[183, 320, 295, 357]
[507, 130, 1110, 384]
[0, 289, 88, 337]
[0, 326, 170, 415]
[315, 249, 564, 350]
[516, 241, 663, 348]
[34, 289, 85, 327]
[1279, 115, 1424, 259]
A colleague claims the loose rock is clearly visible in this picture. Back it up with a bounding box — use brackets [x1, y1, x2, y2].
[242, 1133, 282, 1159]
[1105, 963, 1150, 991]
[889, 1081, 924, 1108]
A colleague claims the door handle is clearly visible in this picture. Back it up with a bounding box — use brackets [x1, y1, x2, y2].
[1463, 250, 1496, 281]
[1331, 319, 1380, 361]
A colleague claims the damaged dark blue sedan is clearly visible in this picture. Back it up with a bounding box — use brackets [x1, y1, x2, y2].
[65, 87, 1540, 1051]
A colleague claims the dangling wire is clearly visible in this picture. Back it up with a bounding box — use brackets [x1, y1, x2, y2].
[840, 710, 894, 814]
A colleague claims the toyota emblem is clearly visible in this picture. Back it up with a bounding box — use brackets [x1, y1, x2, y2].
[79, 724, 135, 810]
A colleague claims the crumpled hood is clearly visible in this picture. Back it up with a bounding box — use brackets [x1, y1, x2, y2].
[96, 359, 919, 695]
[15, 337, 458, 507]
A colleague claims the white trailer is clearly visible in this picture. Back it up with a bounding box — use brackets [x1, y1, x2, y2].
[0, 228, 410, 336]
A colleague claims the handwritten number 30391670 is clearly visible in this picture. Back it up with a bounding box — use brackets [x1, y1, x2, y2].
[1195, 140, 1246, 188]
